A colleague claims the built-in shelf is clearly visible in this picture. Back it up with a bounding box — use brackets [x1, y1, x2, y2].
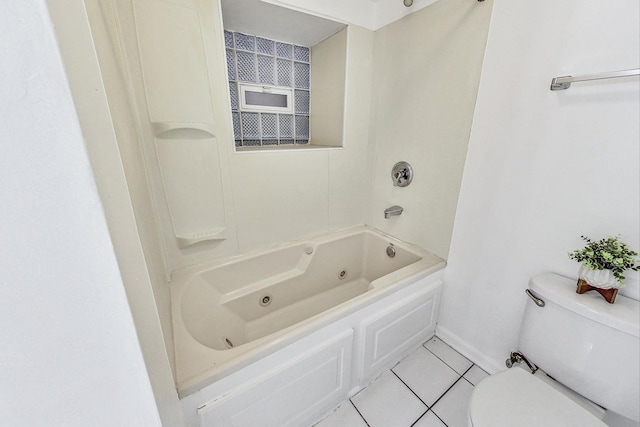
[176, 228, 226, 248]
[152, 121, 216, 139]
[134, 0, 228, 256]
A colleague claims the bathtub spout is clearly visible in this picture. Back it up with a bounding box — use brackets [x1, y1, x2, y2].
[384, 205, 403, 219]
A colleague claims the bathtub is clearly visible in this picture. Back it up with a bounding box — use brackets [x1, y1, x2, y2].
[172, 226, 445, 426]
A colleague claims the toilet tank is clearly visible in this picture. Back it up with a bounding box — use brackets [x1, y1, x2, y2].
[519, 273, 639, 422]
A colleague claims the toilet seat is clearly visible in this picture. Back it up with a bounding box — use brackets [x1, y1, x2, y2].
[468, 368, 608, 427]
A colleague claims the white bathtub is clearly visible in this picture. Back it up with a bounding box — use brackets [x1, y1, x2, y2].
[171, 226, 445, 426]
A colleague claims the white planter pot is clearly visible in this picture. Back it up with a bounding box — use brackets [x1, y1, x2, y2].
[578, 264, 619, 290]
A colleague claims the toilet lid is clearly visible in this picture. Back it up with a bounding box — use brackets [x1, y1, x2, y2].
[468, 368, 608, 427]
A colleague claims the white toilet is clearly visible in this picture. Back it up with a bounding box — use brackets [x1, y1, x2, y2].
[468, 272, 640, 427]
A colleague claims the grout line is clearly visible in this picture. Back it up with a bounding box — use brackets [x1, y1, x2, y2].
[390, 369, 430, 408]
[348, 398, 371, 427]
[422, 340, 473, 376]
[462, 364, 474, 377]
[428, 375, 473, 427]
[431, 410, 449, 427]
[409, 408, 430, 427]
[428, 374, 466, 412]
[329, 340, 479, 427]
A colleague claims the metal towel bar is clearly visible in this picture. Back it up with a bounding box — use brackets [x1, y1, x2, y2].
[550, 68, 640, 91]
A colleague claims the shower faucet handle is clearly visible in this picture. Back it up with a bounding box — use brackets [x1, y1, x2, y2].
[391, 161, 413, 187]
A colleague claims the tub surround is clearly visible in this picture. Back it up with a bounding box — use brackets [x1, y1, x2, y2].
[366, 0, 493, 259]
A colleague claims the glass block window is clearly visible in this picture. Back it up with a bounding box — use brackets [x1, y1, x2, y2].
[257, 55, 275, 85]
[234, 32, 255, 52]
[226, 30, 310, 147]
[236, 51, 256, 82]
[256, 37, 274, 55]
[229, 82, 238, 111]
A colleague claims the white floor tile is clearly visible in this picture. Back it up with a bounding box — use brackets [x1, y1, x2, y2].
[431, 379, 475, 427]
[392, 346, 460, 406]
[424, 336, 472, 375]
[314, 402, 368, 427]
[463, 365, 489, 386]
[351, 370, 427, 427]
[413, 411, 447, 427]
[309, 338, 484, 427]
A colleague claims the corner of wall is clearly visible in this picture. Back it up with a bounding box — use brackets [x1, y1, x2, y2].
[45, 0, 185, 425]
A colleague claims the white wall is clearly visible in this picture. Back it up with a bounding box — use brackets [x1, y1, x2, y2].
[367, 0, 493, 259]
[372, 0, 441, 30]
[439, 0, 640, 373]
[264, 0, 376, 29]
[267, 0, 446, 31]
[0, 1, 162, 425]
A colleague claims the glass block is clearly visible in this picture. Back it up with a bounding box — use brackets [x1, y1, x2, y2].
[294, 90, 309, 114]
[232, 112, 241, 139]
[234, 32, 255, 51]
[256, 37, 275, 55]
[278, 114, 294, 138]
[276, 42, 293, 59]
[262, 139, 278, 146]
[294, 62, 310, 89]
[294, 45, 310, 62]
[236, 51, 256, 82]
[276, 58, 292, 87]
[279, 139, 294, 145]
[242, 139, 261, 147]
[226, 49, 236, 81]
[229, 81, 238, 110]
[260, 113, 277, 138]
[241, 112, 260, 138]
[257, 55, 275, 85]
[295, 115, 309, 138]
[224, 30, 234, 48]
[295, 139, 309, 145]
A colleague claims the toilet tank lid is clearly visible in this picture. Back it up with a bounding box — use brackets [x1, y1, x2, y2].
[529, 273, 639, 338]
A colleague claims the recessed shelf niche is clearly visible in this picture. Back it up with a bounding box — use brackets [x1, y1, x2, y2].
[221, 0, 348, 150]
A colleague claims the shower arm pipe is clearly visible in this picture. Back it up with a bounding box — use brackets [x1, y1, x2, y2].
[550, 68, 640, 90]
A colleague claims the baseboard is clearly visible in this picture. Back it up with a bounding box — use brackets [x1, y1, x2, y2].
[435, 325, 504, 374]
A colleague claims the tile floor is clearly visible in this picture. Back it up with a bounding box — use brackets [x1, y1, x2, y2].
[313, 337, 489, 427]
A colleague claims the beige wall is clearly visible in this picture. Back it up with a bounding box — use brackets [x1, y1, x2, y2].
[310, 28, 347, 147]
[367, 0, 493, 259]
[228, 25, 374, 253]
[98, 0, 374, 272]
[84, 0, 490, 277]
[81, 0, 176, 373]
[44, 0, 184, 425]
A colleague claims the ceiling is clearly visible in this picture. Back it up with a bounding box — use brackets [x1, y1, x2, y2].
[221, 0, 347, 47]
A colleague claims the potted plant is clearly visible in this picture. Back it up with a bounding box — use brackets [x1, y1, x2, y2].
[568, 235, 639, 303]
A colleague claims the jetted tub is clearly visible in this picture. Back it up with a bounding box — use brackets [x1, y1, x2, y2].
[171, 225, 445, 406]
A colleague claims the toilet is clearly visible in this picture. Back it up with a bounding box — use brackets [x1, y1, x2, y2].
[468, 272, 640, 427]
